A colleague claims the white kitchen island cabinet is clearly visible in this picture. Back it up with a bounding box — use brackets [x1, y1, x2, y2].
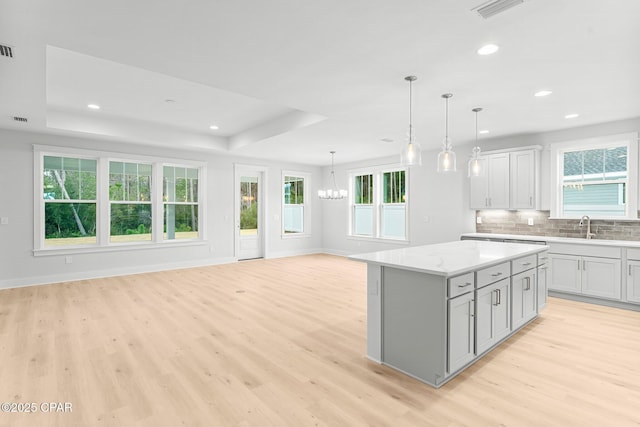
[350, 240, 548, 388]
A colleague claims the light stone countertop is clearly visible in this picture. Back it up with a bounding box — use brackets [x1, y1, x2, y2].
[349, 240, 548, 277]
[461, 232, 640, 248]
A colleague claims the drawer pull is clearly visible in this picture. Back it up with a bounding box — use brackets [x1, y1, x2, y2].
[520, 262, 532, 266]
[490, 272, 503, 277]
[458, 282, 473, 288]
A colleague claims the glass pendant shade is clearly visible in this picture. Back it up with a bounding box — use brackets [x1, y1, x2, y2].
[401, 126, 422, 166]
[400, 76, 422, 167]
[437, 137, 457, 172]
[468, 147, 484, 177]
[437, 93, 456, 173]
[318, 151, 347, 200]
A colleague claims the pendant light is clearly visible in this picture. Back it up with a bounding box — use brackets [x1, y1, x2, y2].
[437, 93, 456, 172]
[400, 76, 422, 166]
[318, 151, 347, 199]
[468, 107, 484, 177]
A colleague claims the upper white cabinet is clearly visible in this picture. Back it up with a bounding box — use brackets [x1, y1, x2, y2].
[510, 150, 538, 209]
[469, 148, 540, 210]
[470, 153, 510, 209]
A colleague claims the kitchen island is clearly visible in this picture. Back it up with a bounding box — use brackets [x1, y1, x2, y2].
[350, 240, 548, 388]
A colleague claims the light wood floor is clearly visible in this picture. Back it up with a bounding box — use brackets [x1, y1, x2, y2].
[1, 254, 639, 427]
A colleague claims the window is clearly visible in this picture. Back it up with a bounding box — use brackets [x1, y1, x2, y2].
[282, 172, 310, 236]
[35, 146, 205, 253]
[381, 170, 406, 239]
[109, 161, 152, 242]
[353, 173, 374, 236]
[43, 156, 97, 247]
[349, 167, 407, 240]
[551, 133, 638, 219]
[163, 166, 199, 240]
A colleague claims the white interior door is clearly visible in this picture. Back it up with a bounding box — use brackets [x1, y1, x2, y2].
[235, 166, 265, 260]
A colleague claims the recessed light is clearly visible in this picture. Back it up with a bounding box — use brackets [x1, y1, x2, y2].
[565, 113, 579, 119]
[209, 125, 219, 130]
[534, 90, 552, 97]
[87, 104, 101, 110]
[479, 130, 490, 134]
[477, 44, 499, 55]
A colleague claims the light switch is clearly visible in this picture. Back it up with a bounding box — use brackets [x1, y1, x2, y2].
[0, 217, 8, 225]
[476, 216, 482, 224]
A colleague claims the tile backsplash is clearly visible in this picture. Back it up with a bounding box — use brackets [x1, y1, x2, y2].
[475, 210, 640, 241]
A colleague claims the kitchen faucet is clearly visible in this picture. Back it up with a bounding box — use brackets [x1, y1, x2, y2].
[579, 215, 596, 239]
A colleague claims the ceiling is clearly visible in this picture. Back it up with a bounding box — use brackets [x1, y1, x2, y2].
[1, 0, 639, 166]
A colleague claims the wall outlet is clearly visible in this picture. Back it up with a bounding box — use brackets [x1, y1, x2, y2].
[65, 256, 73, 264]
[0, 217, 8, 225]
[476, 216, 482, 224]
[527, 218, 534, 226]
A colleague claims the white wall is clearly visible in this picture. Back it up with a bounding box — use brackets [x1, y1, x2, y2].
[3, 117, 638, 287]
[321, 151, 477, 256]
[0, 129, 323, 288]
[476, 117, 640, 210]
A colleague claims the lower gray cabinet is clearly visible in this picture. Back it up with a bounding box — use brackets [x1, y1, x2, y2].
[447, 291, 475, 374]
[475, 277, 511, 355]
[512, 269, 537, 329]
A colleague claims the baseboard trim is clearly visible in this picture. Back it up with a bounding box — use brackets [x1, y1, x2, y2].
[549, 290, 640, 312]
[0, 257, 237, 290]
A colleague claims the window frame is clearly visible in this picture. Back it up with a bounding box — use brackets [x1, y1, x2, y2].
[33, 145, 207, 255]
[550, 132, 638, 220]
[281, 170, 311, 238]
[348, 165, 409, 242]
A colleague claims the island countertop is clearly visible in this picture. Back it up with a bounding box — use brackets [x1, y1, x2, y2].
[349, 240, 548, 277]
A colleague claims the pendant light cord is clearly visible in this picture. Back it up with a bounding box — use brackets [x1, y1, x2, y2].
[408, 78, 413, 141]
[475, 109, 478, 146]
[445, 96, 449, 140]
[330, 151, 338, 189]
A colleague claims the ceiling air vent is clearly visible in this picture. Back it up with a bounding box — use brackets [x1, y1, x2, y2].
[13, 116, 28, 123]
[0, 44, 14, 58]
[472, 0, 525, 19]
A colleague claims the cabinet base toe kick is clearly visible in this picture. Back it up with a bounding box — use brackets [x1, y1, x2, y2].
[549, 291, 640, 312]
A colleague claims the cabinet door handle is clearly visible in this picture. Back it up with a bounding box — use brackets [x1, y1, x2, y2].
[491, 272, 503, 277]
[524, 276, 531, 291]
[529, 196, 533, 206]
[630, 265, 632, 276]
[470, 300, 475, 318]
[577, 260, 581, 270]
[583, 260, 586, 271]
[493, 289, 499, 306]
[458, 282, 473, 288]
[488, 197, 492, 207]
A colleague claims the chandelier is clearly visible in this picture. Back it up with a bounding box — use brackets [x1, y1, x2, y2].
[318, 151, 347, 199]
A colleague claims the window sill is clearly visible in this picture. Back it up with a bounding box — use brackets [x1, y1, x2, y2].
[33, 239, 208, 257]
[281, 233, 311, 239]
[347, 235, 409, 245]
[548, 217, 640, 222]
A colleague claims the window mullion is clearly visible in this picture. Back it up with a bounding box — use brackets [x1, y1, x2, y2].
[152, 162, 163, 243]
[98, 158, 109, 246]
